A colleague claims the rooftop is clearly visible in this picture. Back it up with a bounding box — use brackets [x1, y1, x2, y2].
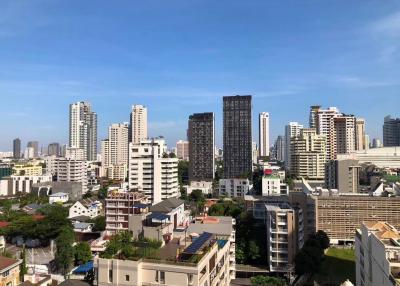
[0, 256, 21, 271]
[150, 197, 184, 213]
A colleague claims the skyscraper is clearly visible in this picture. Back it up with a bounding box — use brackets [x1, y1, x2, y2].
[223, 95, 252, 179]
[259, 112, 270, 157]
[27, 141, 39, 158]
[13, 138, 21, 159]
[275, 135, 285, 162]
[334, 115, 356, 155]
[176, 140, 189, 161]
[188, 112, 215, 182]
[69, 101, 98, 161]
[383, 115, 400, 147]
[284, 122, 303, 168]
[130, 105, 148, 144]
[355, 118, 366, 151]
[48, 143, 61, 157]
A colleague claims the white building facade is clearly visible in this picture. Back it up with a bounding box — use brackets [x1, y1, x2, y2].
[259, 112, 270, 157]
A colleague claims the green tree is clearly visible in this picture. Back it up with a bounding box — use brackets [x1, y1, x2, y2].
[20, 247, 27, 281]
[55, 226, 75, 274]
[91, 216, 106, 232]
[250, 275, 286, 286]
[178, 160, 189, 186]
[315, 230, 330, 250]
[74, 242, 92, 265]
[248, 240, 261, 261]
[98, 188, 108, 200]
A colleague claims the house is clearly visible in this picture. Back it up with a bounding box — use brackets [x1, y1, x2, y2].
[49, 192, 69, 204]
[73, 222, 94, 233]
[149, 197, 188, 229]
[20, 274, 54, 286]
[0, 256, 22, 286]
[69, 199, 102, 219]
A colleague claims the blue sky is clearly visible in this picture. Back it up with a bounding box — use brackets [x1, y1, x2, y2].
[0, 0, 399, 150]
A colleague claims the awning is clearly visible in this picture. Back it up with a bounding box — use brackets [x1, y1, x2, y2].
[73, 261, 94, 274]
[133, 203, 148, 209]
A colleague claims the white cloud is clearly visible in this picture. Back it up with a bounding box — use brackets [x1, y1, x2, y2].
[371, 11, 400, 38]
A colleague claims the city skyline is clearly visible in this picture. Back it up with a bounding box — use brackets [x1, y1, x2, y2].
[1, 1, 400, 149]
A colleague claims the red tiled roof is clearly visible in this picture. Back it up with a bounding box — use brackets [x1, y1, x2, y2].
[0, 256, 20, 271]
[32, 214, 45, 221]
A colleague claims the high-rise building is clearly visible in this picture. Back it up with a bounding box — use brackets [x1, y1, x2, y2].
[24, 147, 35, 159]
[284, 122, 303, 168]
[49, 157, 88, 193]
[69, 101, 98, 161]
[129, 105, 148, 144]
[48, 143, 60, 157]
[355, 118, 366, 150]
[325, 158, 361, 193]
[334, 115, 356, 154]
[176, 140, 189, 161]
[372, 138, 382, 148]
[223, 95, 252, 179]
[259, 112, 270, 157]
[27, 141, 39, 158]
[128, 138, 179, 204]
[383, 115, 400, 147]
[13, 138, 21, 159]
[188, 112, 215, 182]
[290, 128, 327, 180]
[101, 123, 129, 180]
[252, 142, 258, 165]
[274, 135, 285, 162]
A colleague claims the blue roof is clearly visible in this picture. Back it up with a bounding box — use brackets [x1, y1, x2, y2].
[73, 261, 94, 274]
[149, 212, 169, 221]
[183, 232, 213, 254]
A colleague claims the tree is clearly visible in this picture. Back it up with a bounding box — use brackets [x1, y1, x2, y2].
[55, 226, 75, 274]
[250, 275, 286, 286]
[248, 240, 261, 261]
[98, 188, 108, 200]
[74, 242, 92, 265]
[20, 246, 27, 280]
[315, 230, 330, 250]
[91, 216, 106, 232]
[178, 160, 189, 186]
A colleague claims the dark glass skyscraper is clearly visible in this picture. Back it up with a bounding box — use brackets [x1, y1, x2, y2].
[383, 115, 400, 147]
[223, 95, 252, 179]
[13, 138, 21, 159]
[188, 112, 215, 182]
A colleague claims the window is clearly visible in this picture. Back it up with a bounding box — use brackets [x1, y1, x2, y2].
[125, 275, 130, 281]
[160, 271, 165, 284]
[187, 274, 194, 286]
[108, 269, 113, 283]
[2, 270, 10, 277]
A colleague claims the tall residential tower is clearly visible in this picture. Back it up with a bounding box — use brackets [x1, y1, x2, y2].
[130, 105, 148, 144]
[259, 112, 270, 157]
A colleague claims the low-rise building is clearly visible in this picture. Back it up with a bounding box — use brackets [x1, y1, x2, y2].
[261, 173, 289, 196]
[69, 198, 102, 219]
[186, 181, 213, 196]
[356, 221, 400, 286]
[0, 256, 21, 286]
[0, 175, 52, 196]
[219, 178, 252, 198]
[12, 163, 43, 176]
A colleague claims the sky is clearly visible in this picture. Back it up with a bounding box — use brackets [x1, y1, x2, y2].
[0, 0, 399, 151]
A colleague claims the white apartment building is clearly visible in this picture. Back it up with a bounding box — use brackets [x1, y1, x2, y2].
[284, 122, 303, 169]
[65, 147, 86, 160]
[176, 140, 189, 161]
[259, 112, 270, 157]
[130, 105, 148, 144]
[0, 174, 52, 196]
[262, 175, 289, 196]
[128, 138, 179, 204]
[356, 221, 400, 286]
[219, 178, 252, 198]
[69, 101, 98, 161]
[54, 158, 88, 193]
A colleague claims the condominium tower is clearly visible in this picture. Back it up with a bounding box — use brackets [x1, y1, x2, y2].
[130, 105, 148, 144]
[27, 141, 39, 158]
[223, 95, 252, 179]
[259, 112, 270, 157]
[69, 101, 98, 161]
[13, 138, 21, 159]
[383, 115, 400, 147]
[284, 122, 303, 169]
[188, 112, 215, 182]
[176, 140, 189, 161]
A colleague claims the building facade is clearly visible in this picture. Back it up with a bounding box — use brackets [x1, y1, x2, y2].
[219, 178, 251, 198]
[130, 105, 148, 144]
[27, 141, 39, 158]
[325, 158, 360, 193]
[383, 115, 400, 147]
[69, 101, 98, 161]
[176, 140, 189, 161]
[259, 112, 270, 157]
[48, 142, 61, 157]
[13, 138, 21, 159]
[284, 122, 303, 169]
[128, 138, 179, 204]
[223, 95, 252, 179]
[188, 112, 215, 182]
[355, 118, 367, 151]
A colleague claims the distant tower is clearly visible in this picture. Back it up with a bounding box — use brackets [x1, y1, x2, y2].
[129, 105, 148, 144]
[223, 95, 252, 179]
[69, 101, 98, 161]
[259, 112, 270, 157]
[13, 138, 21, 159]
[284, 122, 303, 168]
[27, 141, 39, 158]
[48, 143, 61, 157]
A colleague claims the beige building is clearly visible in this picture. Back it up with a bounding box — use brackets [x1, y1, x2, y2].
[355, 118, 367, 151]
[128, 138, 179, 204]
[325, 158, 361, 193]
[290, 128, 327, 180]
[259, 112, 270, 157]
[130, 105, 148, 144]
[176, 140, 189, 161]
[356, 221, 400, 286]
[0, 256, 21, 286]
[101, 123, 129, 180]
[334, 115, 356, 155]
